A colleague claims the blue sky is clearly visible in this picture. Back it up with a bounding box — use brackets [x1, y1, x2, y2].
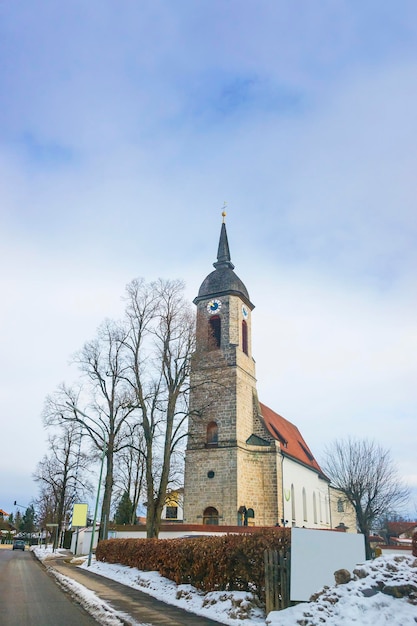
[1, 1, 416, 518]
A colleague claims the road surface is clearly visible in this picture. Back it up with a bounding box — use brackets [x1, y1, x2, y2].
[0, 546, 98, 626]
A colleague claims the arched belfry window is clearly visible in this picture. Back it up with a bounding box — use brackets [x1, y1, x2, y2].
[208, 316, 221, 349]
[203, 506, 219, 525]
[242, 320, 248, 355]
[206, 421, 218, 447]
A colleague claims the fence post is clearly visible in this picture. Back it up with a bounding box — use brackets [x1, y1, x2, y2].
[264, 548, 291, 615]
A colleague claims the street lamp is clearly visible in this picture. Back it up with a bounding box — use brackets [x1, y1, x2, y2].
[66, 402, 107, 567]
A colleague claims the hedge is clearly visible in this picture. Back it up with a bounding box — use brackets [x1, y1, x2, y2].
[96, 528, 291, 602]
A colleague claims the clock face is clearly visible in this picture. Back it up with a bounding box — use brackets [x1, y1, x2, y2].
[207, 299, 222, 314]
[242, 305, 249, 319]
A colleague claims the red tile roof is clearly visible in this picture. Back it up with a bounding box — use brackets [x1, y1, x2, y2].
[387, 521, 417, 536]
[259, 402, 327, 478]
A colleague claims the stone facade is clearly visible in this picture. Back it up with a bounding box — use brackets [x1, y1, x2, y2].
[183, 222, 282, 526]
[184, 291, 282, 526]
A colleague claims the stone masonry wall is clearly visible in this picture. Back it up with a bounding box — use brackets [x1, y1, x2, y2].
[184, 292, 284, 526]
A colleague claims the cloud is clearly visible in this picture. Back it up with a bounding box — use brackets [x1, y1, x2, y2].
[1, 1, 416, 515]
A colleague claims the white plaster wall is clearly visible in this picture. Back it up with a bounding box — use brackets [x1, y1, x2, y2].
[282, 456, 330, 529]
[70, 527, 99, 555]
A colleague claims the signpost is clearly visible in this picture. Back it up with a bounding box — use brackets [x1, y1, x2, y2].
[45, 523, 59, 552]
[71, 503, 88, 555]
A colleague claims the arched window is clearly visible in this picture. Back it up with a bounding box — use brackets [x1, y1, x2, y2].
[337, 498, 344, 513]
[238, 506, 254, 526]
[206, 421, 218, 447]
[302, 488, 307, 522]
[313, 492, 318, 524]
[208, 316, 221, 349]
[291, 484, 296, 522]
[203, 506, 219, 525]
[247, 508, 255, 527]
[242, 320, 248, 355]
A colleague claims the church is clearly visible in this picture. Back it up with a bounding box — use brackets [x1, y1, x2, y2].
[183, 217, 355, 532]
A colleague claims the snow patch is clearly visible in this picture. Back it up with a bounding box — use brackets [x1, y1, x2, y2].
[33, 547, 417, 625]
[267, 555, 417, 626]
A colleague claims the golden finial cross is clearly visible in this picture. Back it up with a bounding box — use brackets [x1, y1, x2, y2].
[221, 201, 227, 222]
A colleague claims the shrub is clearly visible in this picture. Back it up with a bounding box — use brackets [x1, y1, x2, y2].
[96, 528, 290, 603]
[412, 532, 417, 557]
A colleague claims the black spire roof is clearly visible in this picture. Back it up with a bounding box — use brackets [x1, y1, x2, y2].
[194, 221, 254, 309]
[213, 223, 234, 270]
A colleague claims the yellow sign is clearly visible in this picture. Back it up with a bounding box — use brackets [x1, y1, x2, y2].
[72, 503, 88, 527]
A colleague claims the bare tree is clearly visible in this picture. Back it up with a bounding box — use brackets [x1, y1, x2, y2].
[39, 276, 207, 541]
[34, 486, 56, 534]
[323, 437, 410, 558]
[70, 320, 137, 539]
[43, 322, 137, 541]
[34, 419, 92, 548]
[113, 422, 146, 524]
[122, 278, 195, 537]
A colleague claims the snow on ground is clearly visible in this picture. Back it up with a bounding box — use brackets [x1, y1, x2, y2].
[33, 546, 417, 626]
[267, 554, 417, 626]
[81, 557, 265, 625]
[51, 569, 142, 626]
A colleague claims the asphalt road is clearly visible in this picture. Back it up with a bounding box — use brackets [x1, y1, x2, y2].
[0, 546, 98, 626]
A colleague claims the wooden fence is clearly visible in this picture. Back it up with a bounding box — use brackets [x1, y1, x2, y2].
[264, 548, 291, 614]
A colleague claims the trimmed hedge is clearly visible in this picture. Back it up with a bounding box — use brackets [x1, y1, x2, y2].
[96, 528, 290, 602]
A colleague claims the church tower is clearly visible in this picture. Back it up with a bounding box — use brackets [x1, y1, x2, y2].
[183, 216, 282, 527]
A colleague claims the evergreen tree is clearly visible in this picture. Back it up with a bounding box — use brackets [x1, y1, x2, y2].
[20, 505, 36, 537]
[15, 510, 22, 529]
[114, 491, 133, 525]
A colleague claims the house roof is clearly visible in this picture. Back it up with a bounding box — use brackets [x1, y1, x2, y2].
[0, 509, 9, 516]
[390, 536, 413, 545]
[387, 521, 417, 536]
[259, 402, 327, 478]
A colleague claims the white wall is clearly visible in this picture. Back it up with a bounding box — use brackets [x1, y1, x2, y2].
[291, 527, 366, 601]
[70, 527, 99, 555]
[282, 456, 330, 529]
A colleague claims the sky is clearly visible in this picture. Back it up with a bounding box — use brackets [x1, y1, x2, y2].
[34, 546, 417, 626]
[1, 1, 416, 517]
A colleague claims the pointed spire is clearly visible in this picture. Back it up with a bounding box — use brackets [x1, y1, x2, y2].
[194, 211, 253, 308]
[213, 219, 235, 270]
